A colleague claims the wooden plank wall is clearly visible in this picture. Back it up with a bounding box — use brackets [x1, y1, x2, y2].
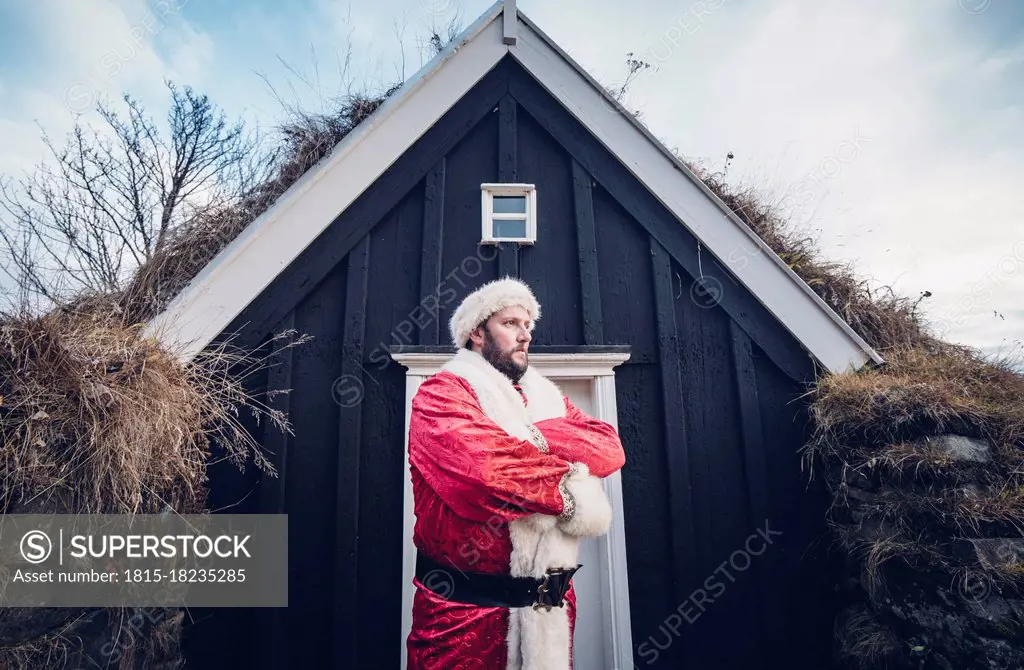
[334, 235, 369, 668]
[356, 184, 424, 667]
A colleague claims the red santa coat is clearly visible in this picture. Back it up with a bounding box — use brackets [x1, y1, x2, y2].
[406, 348, 626, 670]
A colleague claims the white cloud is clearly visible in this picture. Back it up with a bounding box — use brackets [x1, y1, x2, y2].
[159, 19, 217, 88]
[524, 0, 1022, 358]
[0, 0, 215, 179]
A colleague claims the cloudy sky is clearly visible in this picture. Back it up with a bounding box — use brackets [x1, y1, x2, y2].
[1, 0, 1021, 361]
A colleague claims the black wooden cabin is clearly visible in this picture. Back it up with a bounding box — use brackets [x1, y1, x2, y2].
[159, 3, 884, 668]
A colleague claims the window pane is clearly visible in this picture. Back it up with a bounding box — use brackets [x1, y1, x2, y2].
[493, 195, 527, 214]
[493, 219, 527, 239]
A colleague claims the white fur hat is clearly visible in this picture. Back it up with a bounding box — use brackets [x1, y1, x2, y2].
[449, 276, 541, 348]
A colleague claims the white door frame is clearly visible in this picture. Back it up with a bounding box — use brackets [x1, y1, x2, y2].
[391, 350, 633, 669]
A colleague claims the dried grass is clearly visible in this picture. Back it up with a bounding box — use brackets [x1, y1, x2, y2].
[1, 86, 394, 516]
[0, 615, 85, 670]
[835, 606, 903, 669]
[807, 343, 1024, 450]
[0, 297, 301, 516]
[0, 607, 183, 669]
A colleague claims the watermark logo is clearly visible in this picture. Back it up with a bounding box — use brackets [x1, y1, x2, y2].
[957, 570, 992, 603]
[2, 514, 287, 608]
[646, 0, 729, 64]
[422, 569, 455, 599]
[959, 0, 991, 14]
[690, 276, 723, 308]
[776, 128, 872, 224]
[20, 530, 52, 564]
[422, 0, 456, 16]
[332, 374, 365, 408]
[63, 81, 96, 115]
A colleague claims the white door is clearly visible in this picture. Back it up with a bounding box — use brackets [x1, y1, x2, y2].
[556, 377, 610, 669]
[392, 352, 633, 670]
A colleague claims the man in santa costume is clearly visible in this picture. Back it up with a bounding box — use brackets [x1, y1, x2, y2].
[406, 277, 626, 670]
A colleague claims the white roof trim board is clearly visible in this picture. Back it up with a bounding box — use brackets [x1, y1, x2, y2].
[502, 0, 517, 44]
[143, 1, 884, 374]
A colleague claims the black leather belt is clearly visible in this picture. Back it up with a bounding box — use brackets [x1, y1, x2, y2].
[415, 552, 580, 611]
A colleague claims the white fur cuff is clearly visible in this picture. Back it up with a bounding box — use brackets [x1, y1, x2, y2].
[557, 464, 613, 537]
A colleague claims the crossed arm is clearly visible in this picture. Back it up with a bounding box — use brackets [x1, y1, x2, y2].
[533, 396, 626, 478]
[408, 374, 625, 527]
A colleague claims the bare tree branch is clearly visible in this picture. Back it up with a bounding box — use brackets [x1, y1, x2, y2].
[0, 80, 266, 311]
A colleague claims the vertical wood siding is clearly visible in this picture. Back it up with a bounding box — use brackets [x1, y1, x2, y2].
[284, 266, 348, 667]
[572, 159, 603, 346]
[258, 312, 296, 670]
[671, 252, 762, 668]
[335, 235, 370, 668]
[358, 188, 427, 667]
[590, 181, 677, 658]
[419, 159, 446, 346]
[497, 94, 519, 278]
[729, 321, 773, 660]
[649, 240, 696, 607]
[516, 107, 583, 346]
[754, 345, 834, 666]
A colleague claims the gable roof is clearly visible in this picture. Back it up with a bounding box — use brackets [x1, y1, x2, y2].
[143, 0, 884, 374]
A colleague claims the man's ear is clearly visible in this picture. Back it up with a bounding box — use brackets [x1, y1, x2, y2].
[468, 322, 485, 349]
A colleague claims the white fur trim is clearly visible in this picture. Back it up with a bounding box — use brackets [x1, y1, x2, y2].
[510, 604, 572, 670]
[440, 348, 613, 670]
[519, 366, 568, 424]
[441, 349, 566, 431]
[557, 465, 613, 538]
[448, 276, 541, 349]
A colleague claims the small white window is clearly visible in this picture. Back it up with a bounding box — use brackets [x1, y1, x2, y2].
[480, 183, 536, 244]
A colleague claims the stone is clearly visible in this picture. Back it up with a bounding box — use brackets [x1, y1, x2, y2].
[966, 538, 1024, 571]
[859, 563, 1024, 669]
[914, 434, 992, 464]
[846, 486, 878, 504]
[961, 483, 985, 498]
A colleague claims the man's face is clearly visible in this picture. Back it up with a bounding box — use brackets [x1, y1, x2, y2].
[470, 305, 532, 383]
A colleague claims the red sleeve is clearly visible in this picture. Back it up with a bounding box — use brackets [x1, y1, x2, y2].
[533, 396, 626, 478]
[408, 372, 572, 524]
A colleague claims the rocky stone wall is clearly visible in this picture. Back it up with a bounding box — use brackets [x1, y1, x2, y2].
[830, 434, 1024, 669]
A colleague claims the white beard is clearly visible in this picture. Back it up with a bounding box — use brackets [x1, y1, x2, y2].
[441, 348, 613, 670]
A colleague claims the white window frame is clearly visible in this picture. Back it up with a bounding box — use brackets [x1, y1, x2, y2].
[391, 350, 633, 670]
[480, 183, 537, 244]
